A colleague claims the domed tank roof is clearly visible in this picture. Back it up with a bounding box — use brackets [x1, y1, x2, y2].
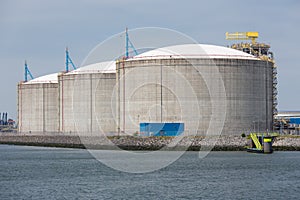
[67, 61, 116, 75]
[131, 44, 259, 60]
[23, 61, 116, 84]
[24, 73, 58, 84]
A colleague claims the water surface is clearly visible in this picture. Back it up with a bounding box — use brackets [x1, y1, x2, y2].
[0, 145, 299, 199]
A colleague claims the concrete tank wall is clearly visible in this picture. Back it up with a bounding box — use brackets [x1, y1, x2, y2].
[18, 82, 59, 133]
[58, 73, 116, 135]
[116, 58, 273, 135]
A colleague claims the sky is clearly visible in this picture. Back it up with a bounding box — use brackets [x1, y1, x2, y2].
[0, 0, 299, 120]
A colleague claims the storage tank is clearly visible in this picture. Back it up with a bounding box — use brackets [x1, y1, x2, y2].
[58, 61, 116, 135]
[116, 44, 274, 135]
[18, 73, 59, 133]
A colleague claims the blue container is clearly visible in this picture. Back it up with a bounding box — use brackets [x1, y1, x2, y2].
[290, 118, 300, 125]
[140, 123, 184, 136]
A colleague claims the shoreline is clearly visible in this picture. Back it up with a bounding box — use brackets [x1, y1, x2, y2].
[1, 134, 300, 151]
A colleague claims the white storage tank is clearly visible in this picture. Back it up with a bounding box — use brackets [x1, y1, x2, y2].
[18, 73, 59, 133]
[58, 61, 116, 135]
[116, 44, 274, 135]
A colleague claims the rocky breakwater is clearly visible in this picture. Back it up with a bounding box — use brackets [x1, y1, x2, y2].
[0, 134, 248, 150]
[0, 133, 300, 151]
[0, 134, 83, 148]
[273, 136, 300, 151]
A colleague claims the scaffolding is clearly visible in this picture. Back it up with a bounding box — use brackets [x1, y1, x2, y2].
[226, 32, 278, 130]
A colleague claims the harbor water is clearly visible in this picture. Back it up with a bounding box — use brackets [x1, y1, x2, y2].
[0, 145, 300, 199]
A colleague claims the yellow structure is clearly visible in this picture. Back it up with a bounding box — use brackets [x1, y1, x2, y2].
[225, 32, 273, 61]
[226, 32, 259, 44]
[250, 133, 262, 150]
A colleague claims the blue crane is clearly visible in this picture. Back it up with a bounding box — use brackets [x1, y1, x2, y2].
[24, 61, 34, 82]
[125, 28, 138, 59]
[65, 47, 76, 72]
